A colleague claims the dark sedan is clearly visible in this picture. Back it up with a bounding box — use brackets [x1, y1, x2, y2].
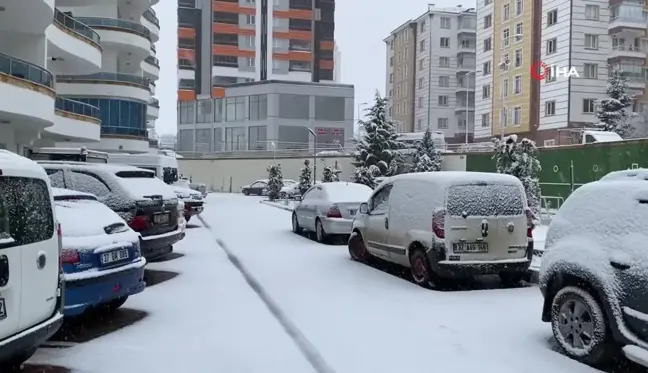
[242, 180, 269, 196]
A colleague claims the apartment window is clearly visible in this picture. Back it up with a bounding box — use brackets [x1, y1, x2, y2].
[439, 57, 450, 67]
[483, 61, 491, 75]
[547, 38, 557, 54]
[503, 4, 510, 21]
[514, 48, 522, 67]
[246, 15, 255, 24]
[420, 40, 425, 51]
[585, 34, 599, 49]
[514, 75, 522, 94]
[503, 29, 510, 46]
[196, 99, 212, 123]
[390, 57, 393, 66]
[515, 23, 523, 42]
[502, 78, 509, 97]
[440, 17, 451, 29]
[482, 84, 491, 98]
[418, 77, 424, 89]
[247, 57, 255, 67]
[545, 100, 556, 116]
[389, 73, 393, 82]
[249, 94, 267, 120]
[585, 5, 599, 20]
[440, 37, 450, 48]
[500, 107, 508, 127]
[584, 63, 598, 79]
[515, 0, 523, 16]
[583, 99, 596, 113]
[419, 59, 424, 71]
[481, 113, 490, 127]
[438, 96, 449, 106]
[484, 37, 492, 52]
[484, 14, 492, 29]
[225, 96, 246, 121]
[245, 36, 255, 47]
[213, 55, 238, 67]
[418, 97, 423, 108]
[420, 20, 426, 32]
[547, 9, 558, 27]
[485, 0, 492, 5]
[439, 76, 450, 87]
[513, 106, 522, 125]
[544, 139, 556, 147]
[545, 68, 555, 82]
[438, 118, 449, 129]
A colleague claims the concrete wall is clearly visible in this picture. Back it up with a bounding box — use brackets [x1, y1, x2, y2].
[178, 153, 467, 192]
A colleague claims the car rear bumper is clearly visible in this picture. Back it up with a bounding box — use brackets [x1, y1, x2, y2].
[64, 260, 146, 316]
[140, 228, 184, 260]
[0, 312, 63, 362]
[321, 217, 354, 235]
[184, 203, 203, 217]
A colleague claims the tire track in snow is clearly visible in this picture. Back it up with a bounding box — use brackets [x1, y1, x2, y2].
[198, 216, 336, 373]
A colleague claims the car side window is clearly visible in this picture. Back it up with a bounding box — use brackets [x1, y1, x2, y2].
[69, 171, 111, 198]
[370, 185, 393, 214]
[45, 168, 65, 188]
[0, 176, 54, 245]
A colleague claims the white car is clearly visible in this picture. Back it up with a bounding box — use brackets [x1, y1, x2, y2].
[172, 182, 204, 222]
[280, 180, 299, 199]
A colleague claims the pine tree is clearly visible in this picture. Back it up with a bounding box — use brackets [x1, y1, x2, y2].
[492, 135, 542, 218]
[321, 166, 335, 182]
[331, 161, 341, 182]
[267, 164, 283, 201]
[595, 68, 634, 137]
[352, 165, 379, 189]
[298, 159, 312, 195]
[352, 92, 405, 183]
[412, 126, 443, 172]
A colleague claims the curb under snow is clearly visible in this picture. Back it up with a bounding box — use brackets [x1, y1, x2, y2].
[260, 200, 295, 211]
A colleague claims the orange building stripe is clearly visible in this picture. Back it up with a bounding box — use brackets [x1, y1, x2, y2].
[273, 9, 313, 20]
[178, 27, 196, 38]
[320, 40, 334, 50]
[212, 87, 226, 98]
[273, 30, 311, 41]
[178, 48, 195, 60]
[213, 1, 256, 15]
[178, 89, 196, 101]
[274, 51, 312, 62]
[213, 23, 255, 36]
[320, 60, 334, 69]
[212, 45, 255, 57]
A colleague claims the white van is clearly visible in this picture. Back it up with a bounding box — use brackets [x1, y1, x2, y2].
[108, 153, 179, 184]
[349, 171, 534, 288]
[0, 151, 63, 369]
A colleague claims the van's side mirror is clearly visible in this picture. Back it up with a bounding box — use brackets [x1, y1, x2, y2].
[294, 195, 301, 201]
[359, 203, 368, 214]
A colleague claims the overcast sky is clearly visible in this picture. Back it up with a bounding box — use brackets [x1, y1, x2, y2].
[154, 0, 474, 135]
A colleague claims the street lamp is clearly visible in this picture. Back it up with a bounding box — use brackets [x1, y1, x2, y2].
[307, 127, 317, 180]
[460, 70, 481, 144]
[498, 33, 524, 139]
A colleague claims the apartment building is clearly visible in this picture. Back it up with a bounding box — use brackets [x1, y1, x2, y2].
[384, 5, 477, 142]
[177, 0, 336, 102]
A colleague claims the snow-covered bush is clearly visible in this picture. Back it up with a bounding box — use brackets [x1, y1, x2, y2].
[321, 165, 336, 182]
[298, 159, 312, 195]
[492, 135, 541, 218]
[594, 68, 634, 137]
[352, 165, 380, 189]
[412, 126, 443, 172]
[331, 161, 341, 182]
[267, 164, 283, 201]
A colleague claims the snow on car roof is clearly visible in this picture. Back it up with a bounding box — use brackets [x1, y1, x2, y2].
[0, 150, 48, 179]
[377, 171, 520, 190]
[52, 188, 95, 198]
[599, 168, 648, 181]
[321, 182, 373, 202]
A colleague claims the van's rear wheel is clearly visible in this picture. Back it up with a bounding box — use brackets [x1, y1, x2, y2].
[409, 249, 437, 289]
[348, 232, 371, 263]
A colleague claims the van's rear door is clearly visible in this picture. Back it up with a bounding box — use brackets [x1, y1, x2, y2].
[445, 182, 527, 261]
[0, 180, 19, 340]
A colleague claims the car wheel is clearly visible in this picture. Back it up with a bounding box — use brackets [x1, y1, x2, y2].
[243, 190, 249, 196]
[551, 286, 616, 366]
[315, 219, 327, 243]
[499, 272, 524, 284]
[409, 249, 437, 289]
[280, 192, 287, 199]
[292, 213, 302, 234]
[348, 232, 371, 263]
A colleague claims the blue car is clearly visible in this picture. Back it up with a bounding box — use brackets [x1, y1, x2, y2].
[53, 188, 146, 316]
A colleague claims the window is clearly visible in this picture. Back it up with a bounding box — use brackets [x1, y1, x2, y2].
[245, 36, 255, 47]
[0, 177, 53, 246]
[514, 75, 522, 94]
[439, 76, 450, 87]
[513, 106, 522, 125]
[225, 96, 246, 121]
[370, 184, 392, 213]
[545, 67, 555, 82]
[439, 57, 450, 67]
[419, 59, 424, 71]
[584, 63, 598, 79]
[246, 15, 255, 24]
[178, 101, 194, 124]
[484, 14, 493, 29]
[213, 55, 238, 67]
[389, 73, 393, 83]
[419, 40, 425, 51]
[482, 84, 491, 98]
[438, 118, 449, 129]
[585, 5, 599, 20]
[502, 78, 509, 97]
[515, 0, 523, 16]
[72, 98, 147, 138]
[500, 107, 508, 127]
[440, 17, 451, 29]
[225, 127, 246, 151]
[503, 28, 510, 46]
[247, 57, 255, 67]
[485, 0, 492, 5]
[249, 94, 267, 120]
[46, 169, 65, 188]
[547, 9, 558, 26]
[420, 20, 426, 32]
[583, 99, 596, 113]
[544, 139, 556, 147]
[418, 77, 424, 89]
[481, 113, 490, 127]
[438, 96, 449, 106]
[515, 23, 523, 42]
[547, 38, 557, 54]
[196, 99, 212, 123]
[214, 98, 223, 122]
[389, 57, 393, 67]
[585, 34, 599, 49]
[515, 48, 522, 67]
[484, 37, 492, 52]
[69, 171, 111, 198]
[440, 37, 450, 47]
[248, 126, 267, 150]
[418, 97, 423, 108]
[483, 61, 491, 75]
[503, 4, 510, 20]
[545, 100, 556, 116]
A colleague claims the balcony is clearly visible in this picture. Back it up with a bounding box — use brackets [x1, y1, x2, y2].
[142, 55, 160, 80]
[142, 9, 160, 42]
[455, 104, 475, 113]
[457, 44, 476, 56]
[609, 15, 648, 36]
[609, 45, 646, 59]
[147, 97, 159, 119]
[49, 10, 102, 72]
[457, 63, 476, 73]
[456, 83, 476, 92]
[458, 21, 476, 35]
[56, 73, 150, 102]
[75, 17, 151, 60]
[47, 97, 101, 142]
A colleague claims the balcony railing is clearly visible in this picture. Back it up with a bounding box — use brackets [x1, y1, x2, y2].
[56, 73, 150, 88]
[143, 9, 160, 27]
[53, 10, 101, 45]
[75, 17, 151, 40]
[101, 127, 148, 138]
[456, 84, 476, 89]
[611, 45, 645, 53]
[151, 44, 156, 52]
[145, 55, 159, 67]
[149, 97, 160, 108]
[55, 97, 100, 120]
[0, 53, 53, 89]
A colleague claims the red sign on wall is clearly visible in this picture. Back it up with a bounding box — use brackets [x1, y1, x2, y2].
[316, 128, 329, 135]
[331, 128, 342, 136]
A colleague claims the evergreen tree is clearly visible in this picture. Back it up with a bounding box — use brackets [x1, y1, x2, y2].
[492, 135, 541, 218]
[412, 126, 443, 172]
[352, 92, 405, 180]
[298, 159, 312, 195]
[331, 161, 341, 182]
[267, 164, 283, 201]
[352, 165, 379, 189]
[321, 165, 335, 182]
[595, 68, 634, 137]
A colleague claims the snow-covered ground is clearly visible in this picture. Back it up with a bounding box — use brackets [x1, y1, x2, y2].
[30, 194, 598, 373]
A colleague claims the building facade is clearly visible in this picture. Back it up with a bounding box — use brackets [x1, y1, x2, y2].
[177, 0, 337, 103]
[384, 6, 476, 143]
[176, 80, 354, 154]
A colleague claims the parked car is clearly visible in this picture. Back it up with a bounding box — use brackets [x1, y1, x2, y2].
[0, 151, 63, 370]
[177, 200, 187, 232]
[539, 179, 648, 368]
[172, 181, 204, 222]
[348, 172, 534, 288]
[599, 168, 648, 182]
[189, 182, 208, 197]
[292, 182, 373, 242]
[53, 188, 146, 316]
[38, 162, 184, 261]
[280, 180, 299, 199]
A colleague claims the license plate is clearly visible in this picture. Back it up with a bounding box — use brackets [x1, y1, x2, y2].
[349, 209, 357, 216]
[101, 249, 129, 264]
[153, 213, 170, 225]
[453, 242, 488, 253]
[0, 298, 6, 321]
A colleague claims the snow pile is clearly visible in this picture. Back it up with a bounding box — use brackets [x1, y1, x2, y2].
[412, 127, 442, 172]
[321, 182, 372, 203]
[260, 199, 296, 211]
[297, 159, 312, 195]
[594, 68, 634, 137]
[266, 164, 283, 201]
